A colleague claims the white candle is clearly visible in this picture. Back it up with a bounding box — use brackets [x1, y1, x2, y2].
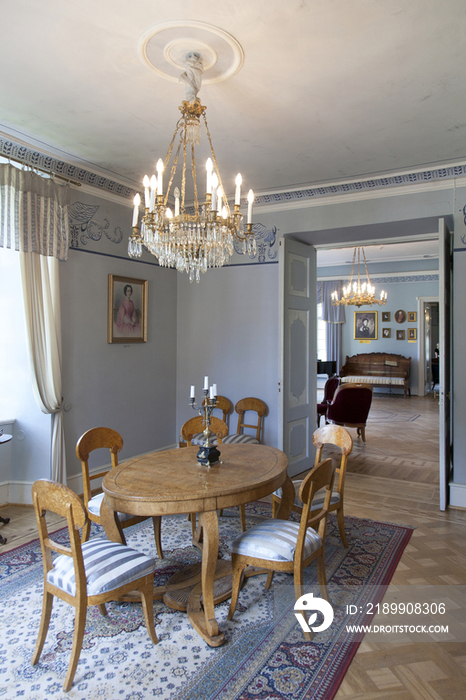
[156, 158, 164, 195]
[213, 383, 217, 396]
[143, 175, 150, 209]
[204, 375, 209, 390]
[247, 189, 254, 224]
[235, 173, 242, 205]
[132, 193, 140, 227]
[174, 187, 180, 217]
[149, 174, 157, 212]
[211, 173, 218, 210]
[209, 385, 214, 399]
[217, 186, 223, 213]
[206, 158, 213, 194]
[190, 385, 195, 398]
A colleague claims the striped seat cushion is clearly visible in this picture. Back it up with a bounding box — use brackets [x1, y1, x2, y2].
[222, 434, 259, 445]
[47, 538, 155, 596]
[88, 492, 136, 522]
[341, 375, 405, 386]
[231, 519, 322, 562]
[188, 433, 259, 446]
[273, 483, 340, 511]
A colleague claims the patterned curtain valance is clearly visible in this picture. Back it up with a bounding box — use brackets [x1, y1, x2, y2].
[0, 163, 70, 260]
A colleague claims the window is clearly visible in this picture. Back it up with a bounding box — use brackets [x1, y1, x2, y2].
[317, 303, 327, 362]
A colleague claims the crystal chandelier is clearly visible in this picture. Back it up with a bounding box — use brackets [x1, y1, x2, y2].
[331, 246, 387, 307]
[128, 52, 256, 282]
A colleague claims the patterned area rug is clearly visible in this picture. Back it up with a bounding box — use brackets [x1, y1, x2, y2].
[0, 503, 412, 700]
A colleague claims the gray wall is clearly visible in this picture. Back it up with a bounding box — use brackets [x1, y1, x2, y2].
[176, 262, 280, 447]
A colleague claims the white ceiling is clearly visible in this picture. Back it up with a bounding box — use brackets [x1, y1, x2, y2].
[1, 0, 465, 201]
[316, 239, 439, 267]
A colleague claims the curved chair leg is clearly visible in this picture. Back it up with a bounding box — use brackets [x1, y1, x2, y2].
[239, 504, 246, 532]
[271, 495, 279, 519]
[227, 563, 244, 620]
[360, 426, 366, 443]
[31, 591, 54, 666]
[63, 602, 87, 691]
[152, 516, 163, 559]
[336, 505, 348, 547]
[140, 579, 158, 645]
[265, 570, 274, 589]
[98, 603, 107, 616]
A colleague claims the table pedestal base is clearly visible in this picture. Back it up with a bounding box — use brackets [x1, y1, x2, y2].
[164, 560, 232, 647]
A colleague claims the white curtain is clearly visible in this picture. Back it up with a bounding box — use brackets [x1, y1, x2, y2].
[1, 164, 69, 482]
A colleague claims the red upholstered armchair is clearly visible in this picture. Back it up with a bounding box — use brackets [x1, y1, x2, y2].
[326, 383, 373, 443]
[317, 376, 339, 428]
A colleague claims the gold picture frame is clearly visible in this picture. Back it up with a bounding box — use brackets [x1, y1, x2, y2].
[396, 330, 405, 340]
[382, 328, 391, 338]
[408, 328, 417, 340]
[395, 310, 406, 323]
[108, 275, 148, 343]
[354, 311, 377, 340]
[382, 311, 390, 322]
[407, 311, 417, 322]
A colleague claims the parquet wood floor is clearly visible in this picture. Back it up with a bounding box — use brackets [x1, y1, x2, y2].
[1, 394, 465, 698]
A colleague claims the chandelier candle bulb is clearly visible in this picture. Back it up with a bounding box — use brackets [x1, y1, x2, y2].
[174, 187, 180, 217]
[206, 158, 213, 193]
[190, 385, 195, 399]
[235, 173, 242, 205]
[149, 175, 157, 212]
[143, 175, 150, 209]
[247, 189, 254, 224]
[156, 159, 164, 195]
[132, 193, 140, 227]
[209, 386, 214, 399]
[217, 186, 223, 213]
[211, 173, 218, 210]
[213, 383, 217, 396]
[204, 376, 209, 391]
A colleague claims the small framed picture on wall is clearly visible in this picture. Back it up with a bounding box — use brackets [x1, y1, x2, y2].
[354, 311, 378, 340]
[407, 311, 417, 322]
[396, 330, 405, 340]
[382, 312, 390, 322]
[108, 274, 148, 344]
[382, 328, 391, 338]
[408, 328, 417, 340]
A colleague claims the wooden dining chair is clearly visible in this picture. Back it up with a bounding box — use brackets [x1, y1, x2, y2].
[272, 424, 353, 547]
[227, 457, 336, 622]
[76, 427, 163, 559]
[179, 397, 233, 447]
[222, 397, 267, 444]
[31, 479, 158, 692]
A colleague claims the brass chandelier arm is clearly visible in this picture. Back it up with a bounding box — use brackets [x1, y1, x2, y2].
[332, 246, 387, 308]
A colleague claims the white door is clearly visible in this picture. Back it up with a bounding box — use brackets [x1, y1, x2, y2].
[438, 218, 452, 510]
[278, 236, 317, 477]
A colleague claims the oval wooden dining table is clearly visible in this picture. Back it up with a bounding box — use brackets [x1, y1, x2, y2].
[101, 443, 294, 647]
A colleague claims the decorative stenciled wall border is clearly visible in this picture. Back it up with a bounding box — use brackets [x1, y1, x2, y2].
[2, 136, 466, 204]
[0, 138, 133, 197]
[368, 274, 439, 284]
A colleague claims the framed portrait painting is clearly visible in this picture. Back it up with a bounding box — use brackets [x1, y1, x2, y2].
[408, 328, 417, 340]
[382, 311, 390, 322]
[395, 309, 406, 323]
[108, 275, 148, 343]
[354, 311, 377, 340]
[382, 328, 391, 338]
[407, 311, 417, 322]
[396, 330, 405, 340]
